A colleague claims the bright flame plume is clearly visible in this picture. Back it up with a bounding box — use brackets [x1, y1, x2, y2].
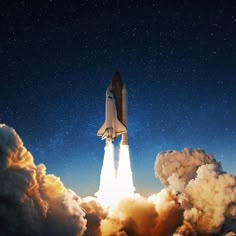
[96, 144, 117, 206]
[96, 143, 135, 207]
[116, 144, 135, 200]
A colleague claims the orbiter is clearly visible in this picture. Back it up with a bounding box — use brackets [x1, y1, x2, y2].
[97, 71, 128, 145]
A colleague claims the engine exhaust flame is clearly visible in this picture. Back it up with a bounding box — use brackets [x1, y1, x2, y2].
[116, 144, 135, 200]
[96, 143, 117, 206]
[96, 143, 135, 207]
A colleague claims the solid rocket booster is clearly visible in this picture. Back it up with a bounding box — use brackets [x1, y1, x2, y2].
[121, 84, 128, 145]
[97, 71, 128, 145]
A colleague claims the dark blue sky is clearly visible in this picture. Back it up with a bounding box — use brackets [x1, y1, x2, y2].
[0, 1, 236, 196]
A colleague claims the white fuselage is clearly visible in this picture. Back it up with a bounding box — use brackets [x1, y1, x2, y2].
[105, 90, 117, 140]
[97, 88, 127, 142]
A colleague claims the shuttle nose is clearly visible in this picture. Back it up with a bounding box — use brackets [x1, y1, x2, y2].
[106, 88, 114, 99]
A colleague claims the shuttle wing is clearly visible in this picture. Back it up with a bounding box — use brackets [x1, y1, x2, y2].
[115, 119, 127, 135]
[97, 122, 106, 136]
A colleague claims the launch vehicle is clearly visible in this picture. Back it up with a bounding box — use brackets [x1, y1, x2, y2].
[97, 71, 128, 145]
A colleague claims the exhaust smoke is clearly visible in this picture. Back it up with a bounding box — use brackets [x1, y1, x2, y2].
[0, 123, 235, 235]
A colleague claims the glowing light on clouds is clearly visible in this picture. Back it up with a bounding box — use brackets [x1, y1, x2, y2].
[0, 124, 235, 235]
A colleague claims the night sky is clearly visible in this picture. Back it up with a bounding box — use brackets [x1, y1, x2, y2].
[1, 1, 235, 196]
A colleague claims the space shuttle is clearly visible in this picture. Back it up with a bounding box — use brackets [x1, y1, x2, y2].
[97, 71, 128, 145]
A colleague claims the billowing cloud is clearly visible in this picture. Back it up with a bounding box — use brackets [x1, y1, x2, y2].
[155, 148, 236, 235]
[0, 124, 235, 235]
[80, 196, 107, 236]
[181, 163, 236, 234]
[0, 124, 87, 236]
[101, 191, 183, 236]
[155, 148, 221, 191]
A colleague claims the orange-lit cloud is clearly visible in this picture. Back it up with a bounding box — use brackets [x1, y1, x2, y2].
[0, 124, 235, 236]
[156, 148, 236, 235]
[0, 124, 87, 236]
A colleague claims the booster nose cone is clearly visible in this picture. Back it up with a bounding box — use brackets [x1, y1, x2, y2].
[122, 83, 127, 94]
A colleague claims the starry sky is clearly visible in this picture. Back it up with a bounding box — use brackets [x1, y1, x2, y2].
[0, 1, 236, 196]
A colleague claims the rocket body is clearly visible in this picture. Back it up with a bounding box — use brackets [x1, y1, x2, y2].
[96, 72, 135, 205]
[97, 72, 128, 145]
